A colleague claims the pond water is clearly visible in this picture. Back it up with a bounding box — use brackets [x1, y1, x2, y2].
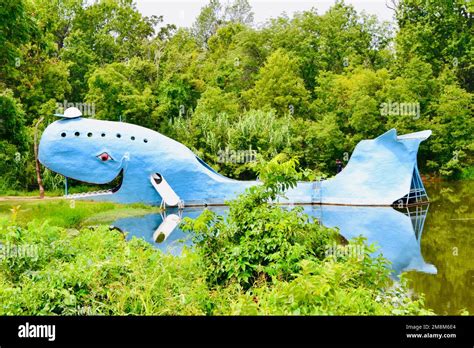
[111, 181, 473, 315]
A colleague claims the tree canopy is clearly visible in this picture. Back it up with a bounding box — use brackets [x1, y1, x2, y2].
[0, 0, 472, 192]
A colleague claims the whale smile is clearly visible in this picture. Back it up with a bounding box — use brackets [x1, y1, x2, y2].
[65, 168, 124, 198]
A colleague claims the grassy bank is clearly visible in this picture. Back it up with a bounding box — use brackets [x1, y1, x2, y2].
[0, 200, 161, 228]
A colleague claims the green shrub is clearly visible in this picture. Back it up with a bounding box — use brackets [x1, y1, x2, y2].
[225, 258, 432, 315]
[0, 219, 211, 315]
[182, 156, 433, 314]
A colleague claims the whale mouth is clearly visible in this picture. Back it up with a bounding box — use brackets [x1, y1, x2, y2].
[65, 169, 124, 198]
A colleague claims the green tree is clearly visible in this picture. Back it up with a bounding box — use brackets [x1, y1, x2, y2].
[0, 90, 30, 191]
[202, 23, 259, 93]
[394, 0, 473, 91]
[86, 63, 138, 121]
[0, 0, 36, 81]
[224, 0, 253, 25]
[193, 87, 240, 118]
[61, 0, 159, 99]
[0, 89, 27, 146]
[192, 0, 223, 48]
[154, 29, 203, 125]
[429, 84, 473, 178]
[261, 3, 392, 93]
[243, 49, 310, 116]
[192, 0, 254, 48]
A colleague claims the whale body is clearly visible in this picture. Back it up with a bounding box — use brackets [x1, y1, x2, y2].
[39, 115, 430, 207]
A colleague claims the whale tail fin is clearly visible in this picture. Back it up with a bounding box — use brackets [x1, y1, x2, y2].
[321, 129, 431, 206]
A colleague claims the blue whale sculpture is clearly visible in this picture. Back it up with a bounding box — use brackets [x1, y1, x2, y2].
[39, 109, 430, 207]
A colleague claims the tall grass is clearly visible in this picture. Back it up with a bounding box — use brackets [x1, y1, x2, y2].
[0, 200, 159, 228]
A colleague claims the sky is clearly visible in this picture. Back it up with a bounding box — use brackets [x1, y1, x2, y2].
[134, 0, 397, 28]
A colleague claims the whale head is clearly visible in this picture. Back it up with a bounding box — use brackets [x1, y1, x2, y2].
[38, 115, 158, 196]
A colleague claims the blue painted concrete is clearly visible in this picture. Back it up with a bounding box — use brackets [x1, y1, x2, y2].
[39, 116, 431, 206]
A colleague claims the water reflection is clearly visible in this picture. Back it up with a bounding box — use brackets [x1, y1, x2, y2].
[111, 204, 435, 276]
[112, 206, 229, 256]
[304, 205, 435, 276]
[405, 181, 473, 315]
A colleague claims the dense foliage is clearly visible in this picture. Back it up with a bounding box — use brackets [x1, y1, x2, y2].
[0, 157, 433, 315]
[0, 0, 472, 193]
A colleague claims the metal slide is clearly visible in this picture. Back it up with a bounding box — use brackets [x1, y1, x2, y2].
[150, 173, 184, 209]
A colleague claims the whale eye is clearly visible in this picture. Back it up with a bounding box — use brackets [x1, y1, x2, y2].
[97, 152, 112, 162]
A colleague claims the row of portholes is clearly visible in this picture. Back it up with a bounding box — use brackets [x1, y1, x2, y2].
[61, 131, 148, 143]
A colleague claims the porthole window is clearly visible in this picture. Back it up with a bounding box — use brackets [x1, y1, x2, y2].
[75, 132, 80, 137]
[143, 139, 148, 143]
[116, 133, 121, 138]
[61, 132, 66, 137]
[101, 133, 106, 137]
[131, 136, 135, 141]
[87, 132, 93, 137]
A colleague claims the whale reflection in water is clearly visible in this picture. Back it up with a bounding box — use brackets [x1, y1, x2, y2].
[301, 205, 436, 276]
[111, 204, 436, 277]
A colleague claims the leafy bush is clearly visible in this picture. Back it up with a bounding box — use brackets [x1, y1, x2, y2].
[224, 258, 432, 315]
[183, 155, 334, 289]
[182, 156, 433, 314]
[0, 220, 211, 315]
